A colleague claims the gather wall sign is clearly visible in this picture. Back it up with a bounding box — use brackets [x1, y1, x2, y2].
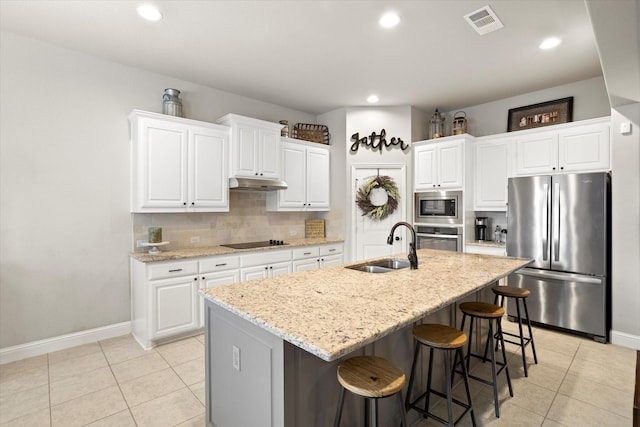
[350, 129, 409, 154]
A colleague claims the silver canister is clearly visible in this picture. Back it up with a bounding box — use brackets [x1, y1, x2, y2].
[162, 88, 183, 117]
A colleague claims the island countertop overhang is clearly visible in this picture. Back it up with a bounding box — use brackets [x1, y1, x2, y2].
[200, 249, 532, 362]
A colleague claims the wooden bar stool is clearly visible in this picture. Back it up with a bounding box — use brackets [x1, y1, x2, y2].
[406, 324, 477, 427]
[489, 285, 538, 377]
[456, 301, 513, 418]
[334, 355, 408, 427]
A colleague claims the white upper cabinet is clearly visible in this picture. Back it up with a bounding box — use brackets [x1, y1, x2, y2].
[217, 114, 283, 180]
[414, 138, 464, 191]
[130, 110, 229, 213]
[474, 138, 513, 211]
[266, 138, 330, 211]
[557, 121, 610, 172]
[515, 118, 610, 176]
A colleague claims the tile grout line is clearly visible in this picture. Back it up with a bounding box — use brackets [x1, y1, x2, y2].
[101, 340, 140, 427]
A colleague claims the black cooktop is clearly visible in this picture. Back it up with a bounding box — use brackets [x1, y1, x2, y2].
[221, 240, 288, 250]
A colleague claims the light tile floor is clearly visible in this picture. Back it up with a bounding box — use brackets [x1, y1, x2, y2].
[0, 320, 636, 426]
[415, 319, 637, 427]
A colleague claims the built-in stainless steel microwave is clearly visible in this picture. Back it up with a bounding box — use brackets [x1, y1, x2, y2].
[414, 191, 462, 225]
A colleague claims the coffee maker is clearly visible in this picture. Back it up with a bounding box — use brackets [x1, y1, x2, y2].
[475, 217, 489, 241]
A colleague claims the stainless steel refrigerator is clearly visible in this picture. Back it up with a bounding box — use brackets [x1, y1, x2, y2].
[506, 172, 611, 342]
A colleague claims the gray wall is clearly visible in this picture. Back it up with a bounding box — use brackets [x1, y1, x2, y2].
[0, 30, 315, 349]
[443, 76, 610, 137]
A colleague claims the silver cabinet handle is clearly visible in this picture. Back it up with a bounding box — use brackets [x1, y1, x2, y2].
[215, 263, 227, 267]
[169, 268, 183, 273]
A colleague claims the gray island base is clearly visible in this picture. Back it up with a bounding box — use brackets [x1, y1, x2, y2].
[201, 249, 531, 427]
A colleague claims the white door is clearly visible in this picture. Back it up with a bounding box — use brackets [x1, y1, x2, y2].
[352, 166, 406, 261]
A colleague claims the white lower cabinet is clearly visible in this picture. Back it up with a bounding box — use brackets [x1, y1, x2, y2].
[131, 258, 200, 349]
[464, 244, 506, 256]
[239, 249, 293, 282]
[292, 244, 344, 272]
[132, 243, 344, 348]
[199, 255, 240, 327]
[151, 276, 200, 339]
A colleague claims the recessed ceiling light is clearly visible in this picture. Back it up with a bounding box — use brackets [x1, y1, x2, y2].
[367, 95, 380, 103]
[137, 4, 163, 21]
[379, 12, 400, 28]
[539, 37, 561, 50]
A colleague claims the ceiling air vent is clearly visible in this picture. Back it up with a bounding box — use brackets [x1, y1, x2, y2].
[463, 5, 504, 35]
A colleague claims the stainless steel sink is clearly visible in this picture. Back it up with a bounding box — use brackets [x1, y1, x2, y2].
[345, 258, 413, 273]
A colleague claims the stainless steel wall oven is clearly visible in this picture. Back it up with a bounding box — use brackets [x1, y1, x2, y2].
[415, 225, 463, 252]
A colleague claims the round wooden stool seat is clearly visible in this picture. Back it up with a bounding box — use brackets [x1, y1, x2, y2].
[412, 323, 467, 349]
[459, 301, 504, 318]
[492, 285, 530, 298]
[337, 356, 406, 399]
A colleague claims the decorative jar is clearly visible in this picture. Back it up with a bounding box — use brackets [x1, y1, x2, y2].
[429, 108, 445, 139]
[162, 88, 183, 117]
[452, 111, 467, 135]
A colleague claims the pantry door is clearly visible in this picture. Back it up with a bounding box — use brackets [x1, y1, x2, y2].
[352, 165, 407, 261]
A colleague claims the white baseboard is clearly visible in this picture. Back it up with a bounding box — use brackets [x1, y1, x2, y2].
[0, 321, 131, 365]
[610, 329, 640, 350]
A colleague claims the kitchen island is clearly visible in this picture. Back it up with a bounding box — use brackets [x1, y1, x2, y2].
[200, 249, 531, 427]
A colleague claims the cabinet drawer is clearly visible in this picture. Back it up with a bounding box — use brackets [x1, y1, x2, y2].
[241, 249, 291, 267]
[200, 256, 240, 273]
[147, 260, 198, 280]
[320, 244, 343, 256]
[292, 247, 320, 260]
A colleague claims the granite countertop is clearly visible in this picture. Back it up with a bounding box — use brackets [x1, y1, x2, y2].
[130, 237, 344, 262]
[200, 249, 531, 362]
[466, 240, 507, 248]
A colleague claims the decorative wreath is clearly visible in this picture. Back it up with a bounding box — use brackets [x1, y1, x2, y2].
[356, 175, 400, 221]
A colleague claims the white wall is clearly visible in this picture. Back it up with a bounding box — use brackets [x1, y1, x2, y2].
[610, 104, 640, 347]
[0, 30, 315, 349]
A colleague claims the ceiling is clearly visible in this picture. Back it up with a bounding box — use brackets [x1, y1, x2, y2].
[0, 0, 604, 115]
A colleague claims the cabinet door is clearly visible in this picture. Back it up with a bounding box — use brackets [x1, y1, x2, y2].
[515, 132, 558, 175]
[199, 270, 239, 327]
[240, 265, 270, 282]
[151, 275, 199, 339]
[136, 118, 188, 210]
[305, 145, 330, 210]
[293, 258, 319, 272]
[189, 126, 229, 211]
[270, 261, 292, 278]
[414, 145, 437, 190]
[235, 123, 260, 177]
[278, 143, 307, 208]
[558, 123, 610, 172]
[475, 140, 510, 211]
[438, 140, 463, 188]
[320, 253, 343, 268]
[259, 128, 280, 178]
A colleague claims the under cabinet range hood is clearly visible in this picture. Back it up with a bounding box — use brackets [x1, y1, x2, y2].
[228, 177, 288, 191]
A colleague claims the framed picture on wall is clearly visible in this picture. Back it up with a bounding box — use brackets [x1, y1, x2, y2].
[507, 97, 573, 132]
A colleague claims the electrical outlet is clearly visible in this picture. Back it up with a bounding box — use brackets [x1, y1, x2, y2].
[190, 236, 200, 243]
[290, 230, 297, 236]
[136, 240, 148, 248]
[232, 345, 240, 371]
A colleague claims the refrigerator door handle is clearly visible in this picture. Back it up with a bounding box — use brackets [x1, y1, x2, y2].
[553, 182, 560, 262]
[542, 183, 549, 261]
[517, 268, 603, 285]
